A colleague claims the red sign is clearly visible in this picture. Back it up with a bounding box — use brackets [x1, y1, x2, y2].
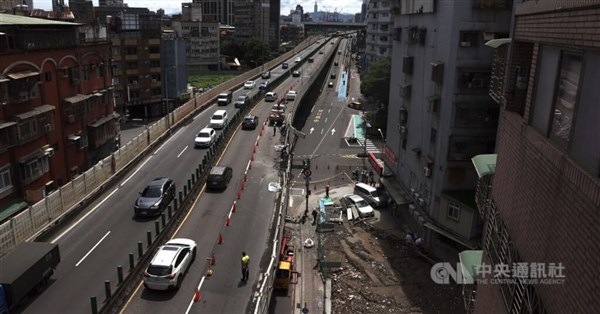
[384, 145, 397, 166]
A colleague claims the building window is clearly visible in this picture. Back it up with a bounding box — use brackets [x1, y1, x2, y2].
[20, 155, 49, 183]
[149, 46, 160, 54]
[126, 62, 137, 70]
[0, 164, 13, 194]
[112, 47, 120, 55]
[126, 47, 137, 55]
[447, 202, 461, 221]
[44, 72, 52, 81]
[549, 53, 581, 148]
[448, 136, 496, 161]
[150, 60, 160, 68]
[82, 65, 89, 81]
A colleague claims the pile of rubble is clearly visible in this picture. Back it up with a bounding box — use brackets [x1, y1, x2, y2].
[323, 224, 464, 313]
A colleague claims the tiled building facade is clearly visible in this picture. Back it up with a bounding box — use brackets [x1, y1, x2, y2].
[473, 1, 600, 313]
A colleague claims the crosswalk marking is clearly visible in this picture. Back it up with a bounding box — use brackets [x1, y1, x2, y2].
[358, 139, 380, 154]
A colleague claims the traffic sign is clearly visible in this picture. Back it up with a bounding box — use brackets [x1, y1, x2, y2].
[303, 169, 312, 177]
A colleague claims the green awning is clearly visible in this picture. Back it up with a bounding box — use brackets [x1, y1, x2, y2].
[0, 199, 29, 222]
[459, 250, 483, 283]
[471, 154, 497, 178]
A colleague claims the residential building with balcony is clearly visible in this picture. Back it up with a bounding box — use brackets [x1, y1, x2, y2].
[363, 0, 393, 72]
[383, 0, 511, 262]
[469, 1, 600, 313]
[173, 2, 219, 75]
[0, 14, 117, 212]
[161, 30, 188, 110]
[104, 10, 163, 119]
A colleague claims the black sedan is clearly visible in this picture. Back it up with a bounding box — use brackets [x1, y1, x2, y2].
[292, 70, 301, 77]
[134, 177, 175, 218]
[242, 115, 259, 130]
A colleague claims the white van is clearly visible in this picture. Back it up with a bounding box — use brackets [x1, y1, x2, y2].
[354, 182, 384, 207]
[210, 110, 228, 129]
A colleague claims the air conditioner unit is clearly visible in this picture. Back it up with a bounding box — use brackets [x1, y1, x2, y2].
[43, 124, 53, 132]
[413, 192, 420, 199]
[423, 166, 432, 177]
[418, 197, 425, 206]
[410, 188, 416, 195]
[67, 114, 75, 123]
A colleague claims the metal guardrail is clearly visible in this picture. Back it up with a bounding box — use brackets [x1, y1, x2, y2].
[0, 36, 319, 257]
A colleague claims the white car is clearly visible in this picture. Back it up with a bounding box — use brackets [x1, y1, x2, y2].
[265, 92, 278, 102]
[244, 80, 255, 89]
[286, 91, 297, 101]
[210, 109, 228, 129]
[143, 238, 197, 290]
[194, 127, 216, 148]
[294, 57, 301, 63]
[343, 194, 375, 218]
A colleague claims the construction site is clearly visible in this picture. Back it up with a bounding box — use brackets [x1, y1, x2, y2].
[284, 183, 464, 313]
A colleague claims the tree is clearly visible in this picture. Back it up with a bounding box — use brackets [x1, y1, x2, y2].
[242, 38, 272, 67]
[360, 56, 391, 108]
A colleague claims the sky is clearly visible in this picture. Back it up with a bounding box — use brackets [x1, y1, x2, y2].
[34, 0, 364, 16]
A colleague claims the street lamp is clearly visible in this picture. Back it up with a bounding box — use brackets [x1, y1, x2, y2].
[377, 128, 386, 176]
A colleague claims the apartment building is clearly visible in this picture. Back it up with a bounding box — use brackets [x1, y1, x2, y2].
[0, 14, 117, 210]
[383, 0, 511, 262]
[103, 9, 164, 119]
[469, 1, 600, 313]
[174, 2, 219, 75]
[363, 0, 393, 73]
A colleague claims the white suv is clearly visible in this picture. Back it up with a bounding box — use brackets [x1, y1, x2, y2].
[265, 92, 278, 102]
[194, 127, 216, 148]
[143, 238, 197, 290]
[210, 109, 228, 129]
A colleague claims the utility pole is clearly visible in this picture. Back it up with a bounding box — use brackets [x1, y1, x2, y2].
[302, 158, 312, 219]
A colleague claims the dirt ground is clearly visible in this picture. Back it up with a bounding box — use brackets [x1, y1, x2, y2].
[323, 221, 464, 314]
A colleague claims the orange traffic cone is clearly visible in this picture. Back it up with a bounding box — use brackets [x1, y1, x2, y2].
[241, 181, 245, 191]
[218, 233, 224, 244]
[237, 191, 241, 200]
[232, 201, 237, 213]
[211, 253, 216, 265]
[194, 290, 202, 302]
[226, 216, 231, 226]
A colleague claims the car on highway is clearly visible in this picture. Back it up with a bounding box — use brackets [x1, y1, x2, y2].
[261, 71, 271, 79]
[210, 109, 228, 129]
[343, 194, 375, 218]
[194, 127, 216, 148]
[244, 80, 255, 89]
[292, 70, 301, 77]
[242, 115, 259, 130]
[308, 57, 314, 63]
[347, 101, 363, 110]
[234, 94, 250, 108]
[207, 166, 233, 189]
[338, 50, 341, 55]
[319, 51, 324, 54]
[294, 57, 301, 63]
[259, 80, 269, 90]
[286, 91, 297, 101]
[134, 177, 175, 217]
[330, 73, 336, 79]
[334, 61, 339, 66]
[265, 92, 278, 102]
[328, 82, 334, 88]
[143, 238, 197, 290]
[282, 62, 289, 69]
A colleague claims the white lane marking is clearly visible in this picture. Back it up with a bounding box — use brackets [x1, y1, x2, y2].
[325, 117, 328, 123]
[321, 128, 324, 135]
[154, 128, 182, 155]
[120, 156, 153, 187]
[185, 276, 206, 314]
[310, 127, 314, 134]
[75, 231, 111, 267]
[177, 146, 188, 158]
[310, 105, 345, 158]
[328, 109, 331, 113]
[52, 188, 119, 243]
[310, 106, 315, 113]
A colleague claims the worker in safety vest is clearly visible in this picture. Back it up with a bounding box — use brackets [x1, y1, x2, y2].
[241, 252, 250, 281]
